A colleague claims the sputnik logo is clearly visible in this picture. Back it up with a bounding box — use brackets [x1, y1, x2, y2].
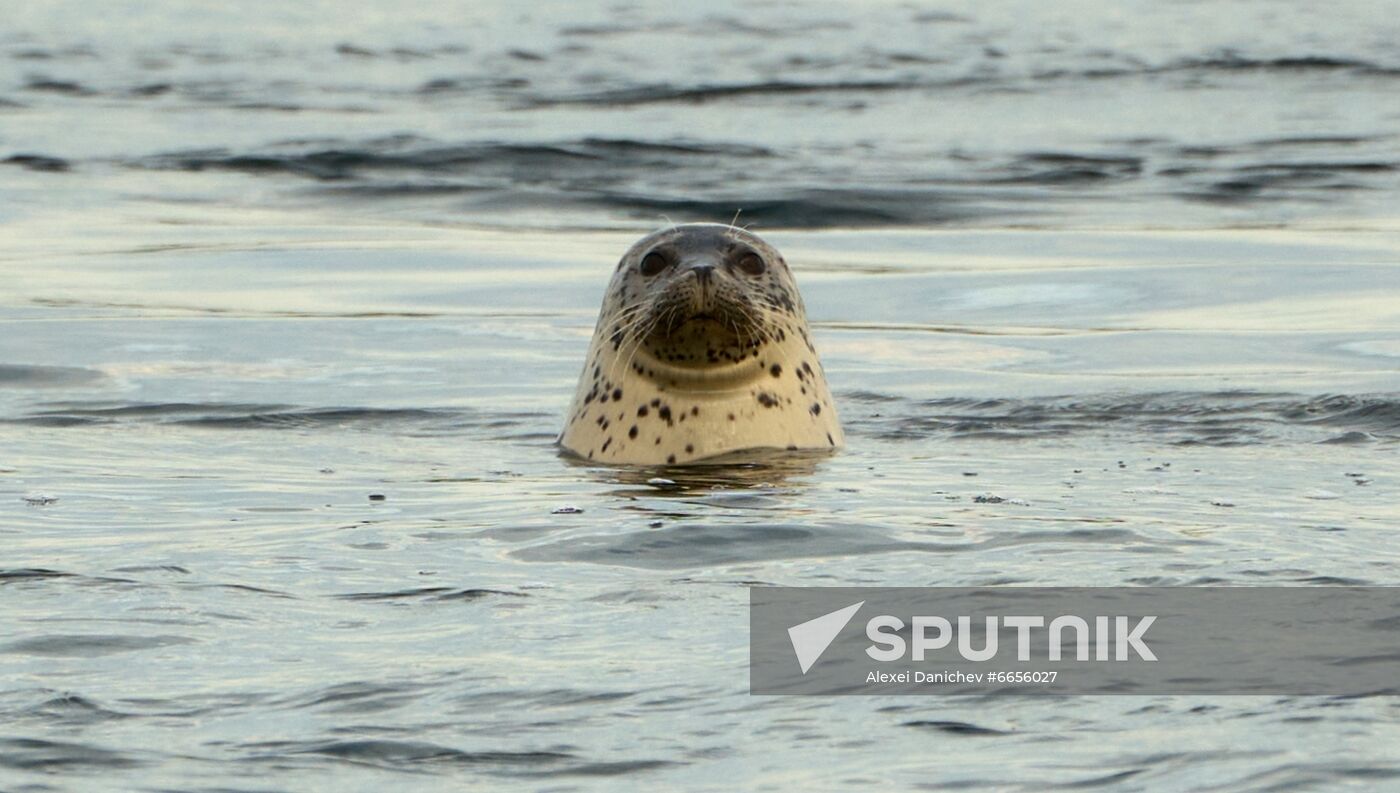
[787, 601, 864, 674]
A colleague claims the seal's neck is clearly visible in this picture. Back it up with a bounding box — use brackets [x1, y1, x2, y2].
[631, 347, 770, 393]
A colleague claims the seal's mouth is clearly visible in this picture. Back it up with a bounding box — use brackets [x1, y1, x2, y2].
[655, 304, 760, 338]
[637, 299, 768, 369]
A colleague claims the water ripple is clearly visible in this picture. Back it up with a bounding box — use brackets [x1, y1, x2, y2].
[513, 521, 1183, 569]
[847, 392, 1400, 446]
[1, 634, 195, 657]
[0, 738, 143, 771]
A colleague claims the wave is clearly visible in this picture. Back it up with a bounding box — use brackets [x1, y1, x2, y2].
[16, 402, 470, 429]
[570, 187, 991, 227]
[102, 130, 1396, 227]
[0, 738, 143, 771]
[0, 364, 104, 387]
[9, 402, 552, 441]
[1161, 54, 1400, 77]
[845, 392, 1400, 446]
[237, 737, 675, 777]
[15, 393, 1397, 447]
[335, 587, 527, 602]
[524, 78, 936, 106]
[525, 54, 1400, 107]
[3, 154, 71, 172]
[23, 78, 96, 96]
[513, 519, 1194, 569]
[17, 48, 1396, 114]
[136, 136, 771, 181]
[987, 153, 1144, 185]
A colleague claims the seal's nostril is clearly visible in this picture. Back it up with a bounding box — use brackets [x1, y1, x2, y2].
[693, 264, 716, 282]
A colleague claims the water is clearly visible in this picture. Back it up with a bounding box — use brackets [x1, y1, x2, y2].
[3, 1, 1400, 790]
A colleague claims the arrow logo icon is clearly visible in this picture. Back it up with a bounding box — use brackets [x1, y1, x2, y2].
[787, 601, 864, 674]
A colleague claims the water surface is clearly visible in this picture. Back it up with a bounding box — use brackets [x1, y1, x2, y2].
[3, 1, 1400, 790]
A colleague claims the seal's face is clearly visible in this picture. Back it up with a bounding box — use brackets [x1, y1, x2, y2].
[560, 222, 843, 464]
[604, 224, 803, 369]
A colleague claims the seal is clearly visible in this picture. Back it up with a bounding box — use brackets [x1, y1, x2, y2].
[559, 223, 843, 464]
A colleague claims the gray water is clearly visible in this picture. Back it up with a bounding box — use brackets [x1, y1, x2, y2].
[3, 2, 1400, 790]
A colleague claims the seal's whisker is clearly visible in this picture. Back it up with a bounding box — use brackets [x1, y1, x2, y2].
[614, 302, 661, 342]
[604, 301, 653, 341]
[600, 303, 644, 335]
[614, 320, 654, 383]
[724, 301, 763, 351]
[608, 303, 650, 335]
[608, 297, 671, 377]
[604, 309, 659, 384]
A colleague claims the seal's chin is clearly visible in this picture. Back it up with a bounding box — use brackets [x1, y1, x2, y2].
[640, 309, 765, 370]
[649, 316, 741, 345]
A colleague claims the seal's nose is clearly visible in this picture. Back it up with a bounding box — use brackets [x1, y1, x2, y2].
[692, 263, 716, 284]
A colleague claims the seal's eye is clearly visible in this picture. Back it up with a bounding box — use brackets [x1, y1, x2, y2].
[736, 251, 766, 276]
[639, 251, 669, 276]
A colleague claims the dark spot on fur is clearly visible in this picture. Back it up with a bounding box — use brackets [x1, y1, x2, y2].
[728, 413, 736, 421]
[685, 444, 694, 453]
[612, 388, 622, 401]
[638, 405, 649, 418]
[690, 406, 699, 416]
[667, 454, 676, 464]
[757, 392, 778, 408]
[811, 403, 821, 415]
[770, 363, 782, 378]
[629, 425, 638, 439]
[601, 438, 612, 452]
[659, 405, 672, 423]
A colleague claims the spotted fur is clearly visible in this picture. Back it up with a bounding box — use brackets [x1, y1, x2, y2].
[558, 223, 844, 464]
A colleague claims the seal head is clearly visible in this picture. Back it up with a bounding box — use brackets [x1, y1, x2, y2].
[559, 223, 843, 464]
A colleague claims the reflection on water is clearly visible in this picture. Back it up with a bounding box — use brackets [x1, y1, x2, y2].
[564, 447, 832, 492]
